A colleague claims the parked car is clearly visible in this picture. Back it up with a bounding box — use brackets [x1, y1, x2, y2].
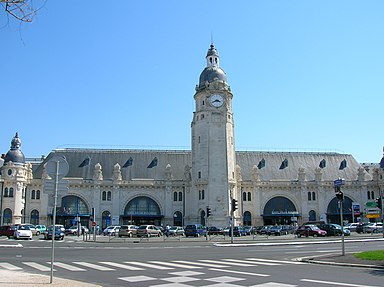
[118, 225, 138, 237]
[295, 225, 327, 237]
[318, 223, 345, 236]
[20, 224, 38, 236]
[207, 226, 223, 235]
[35, 225, 46, 236]
[268, 225, 288, 236]
[14, 224, 32, 240]
[102, 225, 121, 236]
[257, 225, 273, 235]
[167, 226, 185, 236]
[44, 225, 65, 240]
[344, 223, 359, 232]
[184, 224, 207, 237]
[243, 226, 254, 235]
[0, 225, 18, 238]
[364, 222, 383, 233]
[356, 222, 373, 234]
[136, 225, 162, 237]
[65, 225, 88, 235]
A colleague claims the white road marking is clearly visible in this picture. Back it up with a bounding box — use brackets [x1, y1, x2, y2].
[73, 262, 114, 271]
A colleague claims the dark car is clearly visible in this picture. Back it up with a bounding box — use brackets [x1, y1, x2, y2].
[44, 225, 65, 240]
[318, 223, 350, 236]
[257, 225, 273, 235]
[0, 225, 17, 238]
[268, 225, 288, 236]
[184, 224, 207, 237]
[207, 226, 223, 235]
[224, 226, 247, 237]
[295, 225, 327, 237]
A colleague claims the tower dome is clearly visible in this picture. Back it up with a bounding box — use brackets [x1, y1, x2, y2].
[4, 132, 25, 164]
[198, 44, 227, 88]
[380, 147, 384, 169]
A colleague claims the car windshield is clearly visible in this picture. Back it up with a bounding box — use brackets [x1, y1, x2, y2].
[19, 225, 30, 230]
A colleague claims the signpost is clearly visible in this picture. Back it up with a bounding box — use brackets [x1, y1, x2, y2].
[45, 156, 69, 284]
[334, 178, 345, 256]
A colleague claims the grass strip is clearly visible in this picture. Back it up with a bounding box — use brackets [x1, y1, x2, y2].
[354, 250, 384, 261]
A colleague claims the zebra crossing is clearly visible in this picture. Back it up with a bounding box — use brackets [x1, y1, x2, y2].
[0, 257, 303, 273]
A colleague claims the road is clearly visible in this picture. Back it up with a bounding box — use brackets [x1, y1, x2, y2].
[0, 234, 384, 286]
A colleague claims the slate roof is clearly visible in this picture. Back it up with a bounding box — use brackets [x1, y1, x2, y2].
[32, 149, 371, 182]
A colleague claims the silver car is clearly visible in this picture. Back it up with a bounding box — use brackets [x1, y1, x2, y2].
[136, 225, 162, 237]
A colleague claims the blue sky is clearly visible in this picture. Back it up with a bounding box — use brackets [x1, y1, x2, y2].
[2, 1, 383, 164]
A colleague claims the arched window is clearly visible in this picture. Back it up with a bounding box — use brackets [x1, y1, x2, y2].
[9, 188, 13, 197]
[371, 191, 375, 199]
[243, 211, 252, 226]
[199, 190, 201, 200]
[107, 191, 111, 201]
[31, 190, 36, 199]
[4, 187, 8, 197]
[102, 191, 106, 201]
[309, 210, 316, 221]
[31, 210, 39, 225]
[200, 210, 206, 226]
[36, 190, 40, 200]
[308, 192, 312, 201]
[312, 192, 316, 201]
[174, 192, 178, 201]
[202, 190, 205, 200]
[247, 192, 251, 201]
[102, 211, 111, 229]
[3, 208, 12, 225]
[242, 192, 247, 201]
[178, 192, 182, 201]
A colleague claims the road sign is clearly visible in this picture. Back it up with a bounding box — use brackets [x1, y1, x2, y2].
[92, 221, 96, 227]
[366, 201, 378, 207]
[367, 214, 380, 219]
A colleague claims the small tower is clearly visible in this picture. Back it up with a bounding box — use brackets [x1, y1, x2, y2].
[1, 133, 29, 224]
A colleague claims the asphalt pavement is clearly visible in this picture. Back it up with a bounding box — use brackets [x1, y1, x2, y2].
[1, 233, 383, 286]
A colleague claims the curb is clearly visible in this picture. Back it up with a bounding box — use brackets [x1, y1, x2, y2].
[297, 253, 384, 269]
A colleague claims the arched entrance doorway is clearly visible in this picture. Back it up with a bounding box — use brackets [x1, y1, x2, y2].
[262, 196, 300, 225]
[51, 195, 90, 228]
[123, 196, 163, 226]
[326, 196, 353, 224]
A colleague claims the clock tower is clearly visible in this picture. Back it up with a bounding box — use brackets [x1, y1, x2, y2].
[189, 44, 238, 227]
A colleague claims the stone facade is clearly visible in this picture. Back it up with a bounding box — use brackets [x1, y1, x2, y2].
[1, 45, 383, 230]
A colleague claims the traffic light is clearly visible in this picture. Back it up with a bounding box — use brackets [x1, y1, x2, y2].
[376, 197, 382, 210]
[335, 185, 344, 201]
[232, 199, 238, 212]
[336, 191, 344, 201]
[206, 207, 212, 217]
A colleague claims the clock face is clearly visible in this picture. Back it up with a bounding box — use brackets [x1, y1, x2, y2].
[210, 94, 224, 107]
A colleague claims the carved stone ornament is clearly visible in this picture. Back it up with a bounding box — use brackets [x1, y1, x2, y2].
[113, 163, 122, 181]
[93, 163, 103, 181]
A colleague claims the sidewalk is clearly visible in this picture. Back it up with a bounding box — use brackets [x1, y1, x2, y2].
[0, 269, 100, 286]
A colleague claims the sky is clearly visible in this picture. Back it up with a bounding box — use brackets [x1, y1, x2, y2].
[1, 1, 384, 164]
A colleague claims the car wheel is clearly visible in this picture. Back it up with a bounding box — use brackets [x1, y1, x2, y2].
[36, 231, 40, 236]
[158, 233, 161, 237]
[313, 234, 318, 238]
[297, 234, 301, 238]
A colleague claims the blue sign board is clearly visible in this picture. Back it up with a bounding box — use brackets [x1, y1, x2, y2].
[333, 178, 344, 187]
